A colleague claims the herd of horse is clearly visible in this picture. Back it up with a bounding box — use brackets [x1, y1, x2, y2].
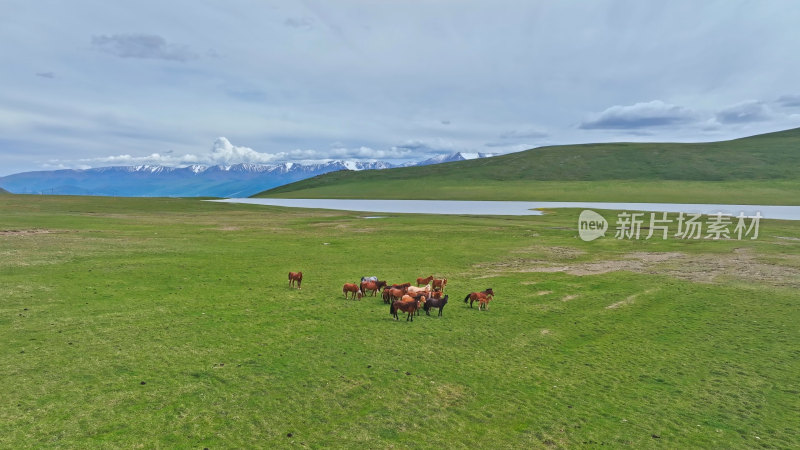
[288, 272, 495, 322]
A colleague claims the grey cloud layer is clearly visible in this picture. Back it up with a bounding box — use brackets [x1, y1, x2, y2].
[1, 1, 800, 175]
[91, 34, 198, 62]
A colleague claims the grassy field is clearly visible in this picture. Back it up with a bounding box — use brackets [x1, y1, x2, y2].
[2, 194, 799, 448]
[257, 128, 800, 205]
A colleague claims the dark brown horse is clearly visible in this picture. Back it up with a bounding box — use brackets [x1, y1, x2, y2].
[360, 280, 388, 297]
[288, 271, 303, 289]
[424, 294, 449, 316]
[464, 288, 494, 309]
[382, 287, 393, 304]
[390, 295, 425, 321]
[416, 275, 434, 286]
[342, 283, 362, 300]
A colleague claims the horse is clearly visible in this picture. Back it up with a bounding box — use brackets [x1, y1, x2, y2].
[416, 275, 434, 286]
[288, 271, 303, 289]
[432, 278, 447, 291]
[407, 283, 431, 296]
[361, 276, 378, 283]
[360, 280, 388, 297]
[424, 294, 449, 316]
[385, 287, 405, 303]
[342, 283, 362, 300]
[464, 288, 495, 309]
[389, 283, 411, 293]
[402, 293, 427, 316]
[382, 287, 393, 304]
[390, 295, 425, 321]
[429, 290, 444, 299]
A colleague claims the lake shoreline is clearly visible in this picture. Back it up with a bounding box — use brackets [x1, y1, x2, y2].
[211, 198, 800, 221]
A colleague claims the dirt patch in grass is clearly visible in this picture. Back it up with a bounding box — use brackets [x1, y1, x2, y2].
[477, 248, 800, 288]
[561, 294, 579, 302]
[0, 229, 58, 236]
[606, 289, 657, 309]
[536, 290, 553, 296]
[512, 245, 586, 260]
[646, 248, 800, 288]
[511, 252, 684, 276]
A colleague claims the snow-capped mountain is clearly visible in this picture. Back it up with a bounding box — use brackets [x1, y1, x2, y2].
[414, 152, 496, 166]
[0, 160, 394, 197]
[0, 153, 492, 197]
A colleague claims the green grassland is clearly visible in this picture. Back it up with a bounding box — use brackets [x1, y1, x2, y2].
[2, 195, 799, 448]
[257, 128, 800, 205]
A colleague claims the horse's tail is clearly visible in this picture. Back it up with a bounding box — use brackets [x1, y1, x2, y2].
[464, 294, 470, 303]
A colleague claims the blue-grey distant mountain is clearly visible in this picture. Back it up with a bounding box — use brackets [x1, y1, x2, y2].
[0, 152, 497, 197]
[0, 161, 394, 197]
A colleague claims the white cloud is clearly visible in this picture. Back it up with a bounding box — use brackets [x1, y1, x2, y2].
[56, 138, 418, 169]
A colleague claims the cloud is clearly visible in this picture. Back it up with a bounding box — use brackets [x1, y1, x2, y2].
[35, 72, 55, 79]
[207, 137, 281, 164]
[284, 17, 313, 30]
[225, 88, 268, 103]
[392, 138, 456, 153]
[62, 137, 415, 169]
[715, 101, 771, 124]
[776, 94, 800, 108]
[579, 100, 697, 130]
[91, 34, 198, 62]
[499, 126, 548, 139]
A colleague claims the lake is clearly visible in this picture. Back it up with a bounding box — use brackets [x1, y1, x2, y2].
[211, 198, 800, 221]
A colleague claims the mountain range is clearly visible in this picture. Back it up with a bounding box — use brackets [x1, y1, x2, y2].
[0, 152, 494, 197]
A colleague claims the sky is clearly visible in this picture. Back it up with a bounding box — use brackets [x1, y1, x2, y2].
[1, 0, 800, 176]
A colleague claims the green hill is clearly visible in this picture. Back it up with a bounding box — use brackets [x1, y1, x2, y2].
[255, 127, 800, 205]
[0, 186, 9, 194]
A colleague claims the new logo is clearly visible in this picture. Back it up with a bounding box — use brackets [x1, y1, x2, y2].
[578, 210, 608, 241]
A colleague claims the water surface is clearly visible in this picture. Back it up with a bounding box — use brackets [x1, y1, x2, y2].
[212, 198, 800, 221]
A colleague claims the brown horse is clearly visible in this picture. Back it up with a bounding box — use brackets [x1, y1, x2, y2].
[288, 271, 303, 289]
[464, 288, 495, 310]
[342, 283, 362, 300]
[416, 275, 434, 286]
[389, 283, 411, 293]
[360, 280, 388, 297]
[432, 278, 447, 291]
[390, 295, 425, 321]
[384, 287, 405, 303]
[402, 293, 427, 316]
